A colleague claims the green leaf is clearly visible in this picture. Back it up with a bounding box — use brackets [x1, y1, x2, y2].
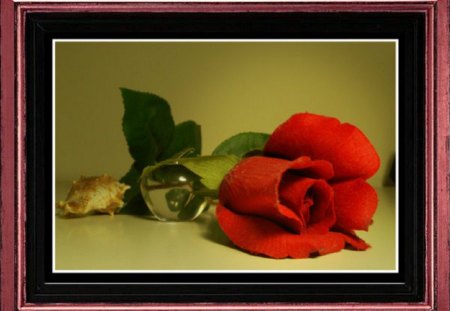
[171, 147, 196, 159]
[118, 163, 149, 214]
[119, 162, 141, 201]
[121, 88, 175, 168]
[212, 132, 270, 158]
[118, 193, 150, 215]
[159, 121, 201, 161]
[178, 155, 239, 190]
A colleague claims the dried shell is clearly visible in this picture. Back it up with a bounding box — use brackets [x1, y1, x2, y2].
[57, 175, 130, 217]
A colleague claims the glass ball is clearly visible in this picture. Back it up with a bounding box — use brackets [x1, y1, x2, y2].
[140, 163, 210, 221]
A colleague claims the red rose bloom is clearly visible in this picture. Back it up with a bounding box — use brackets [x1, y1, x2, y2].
[216, 113, 380, 258]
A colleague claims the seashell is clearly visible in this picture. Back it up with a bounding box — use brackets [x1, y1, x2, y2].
[57, 174, 130, 217]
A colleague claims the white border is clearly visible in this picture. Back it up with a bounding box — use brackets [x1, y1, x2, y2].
[52, 39, 399, 274]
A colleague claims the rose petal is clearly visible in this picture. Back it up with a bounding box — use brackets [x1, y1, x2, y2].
[264, 113, 380, 180]
[332, 179, 378, 231]
[338, 229, 370, 250]
[216, 204, 367, 258]
[279, 173, 335, 234]
[219, 156, 333, 233]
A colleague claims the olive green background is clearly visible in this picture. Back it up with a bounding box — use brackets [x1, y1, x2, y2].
[55, 41, 396, 187]
[54, 41, 397, 271]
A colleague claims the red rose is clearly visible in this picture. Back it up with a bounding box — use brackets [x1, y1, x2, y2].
[216, 113, 380, 258]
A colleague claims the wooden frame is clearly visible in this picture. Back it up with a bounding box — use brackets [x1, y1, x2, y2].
[1, 1, 448, 310]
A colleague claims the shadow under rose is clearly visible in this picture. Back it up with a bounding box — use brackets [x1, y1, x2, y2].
[197, 208, 235, 250]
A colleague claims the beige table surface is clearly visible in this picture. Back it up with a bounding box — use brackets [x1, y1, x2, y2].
[54, 183, 396, 271]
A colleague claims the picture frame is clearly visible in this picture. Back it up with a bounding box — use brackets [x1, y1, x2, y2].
[1, 1, 448, 310]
